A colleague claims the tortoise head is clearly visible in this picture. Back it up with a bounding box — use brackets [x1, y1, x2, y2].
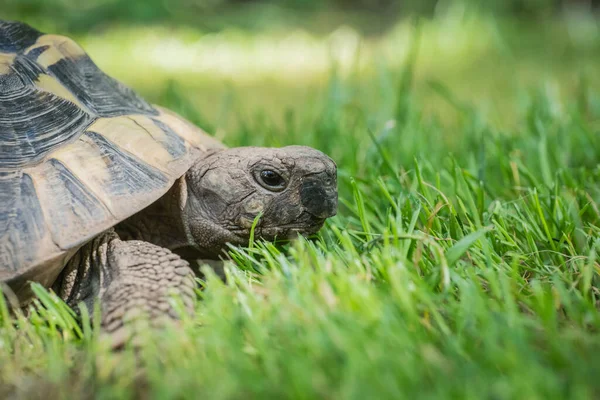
[182, 146, 337, 257]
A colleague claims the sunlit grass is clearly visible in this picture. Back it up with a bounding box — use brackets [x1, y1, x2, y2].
[2, 8, 600, 399]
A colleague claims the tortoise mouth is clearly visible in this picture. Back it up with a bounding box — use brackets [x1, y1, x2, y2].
[226, 218, 327, 242]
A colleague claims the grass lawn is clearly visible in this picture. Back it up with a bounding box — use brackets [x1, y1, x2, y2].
[2, 6, 600, 399]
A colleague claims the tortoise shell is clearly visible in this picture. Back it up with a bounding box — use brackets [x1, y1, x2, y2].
[0, 20, 224, 293]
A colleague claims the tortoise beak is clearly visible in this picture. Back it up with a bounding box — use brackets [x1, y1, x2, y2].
[300, 171, 338, 219]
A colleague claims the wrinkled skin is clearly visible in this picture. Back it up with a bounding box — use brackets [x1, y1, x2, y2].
[184, 146, 337, 251]
[116, 146, 338, 260]
[54, 146, 337, 347]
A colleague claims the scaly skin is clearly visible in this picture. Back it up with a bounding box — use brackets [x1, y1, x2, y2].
[53, 229, 195, 348]
[99, 239, 195, 348]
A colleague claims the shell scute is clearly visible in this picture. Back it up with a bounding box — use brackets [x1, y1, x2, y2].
[31, 159, 112, 249]
[86, 115, 188, 174]
[24, 34, 157, 117]
[0, 20, 42, 54]
[0, 172, 49, 273]
[86, 131, 171, 203]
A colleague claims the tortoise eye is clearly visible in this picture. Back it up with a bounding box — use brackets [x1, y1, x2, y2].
[258, 170, 286, 191]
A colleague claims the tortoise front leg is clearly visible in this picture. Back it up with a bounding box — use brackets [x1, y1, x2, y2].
[100, 239, 196, 347]
[54, 231, 196, 348]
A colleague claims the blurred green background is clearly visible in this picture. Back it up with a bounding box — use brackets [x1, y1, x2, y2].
[4, 0, 600, 147]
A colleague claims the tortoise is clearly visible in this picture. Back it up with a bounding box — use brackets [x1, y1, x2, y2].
[0, 20, 337, 342]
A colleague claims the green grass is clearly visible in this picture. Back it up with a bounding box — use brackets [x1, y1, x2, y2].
[2, 10, 600, 400]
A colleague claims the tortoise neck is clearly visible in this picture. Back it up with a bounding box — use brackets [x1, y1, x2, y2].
[114, 177, 191, 252]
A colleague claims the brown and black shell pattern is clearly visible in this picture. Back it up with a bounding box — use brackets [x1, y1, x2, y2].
[0, 20, 224, 296]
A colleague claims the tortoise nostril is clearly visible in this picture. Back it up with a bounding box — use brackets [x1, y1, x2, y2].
[300, 173, 338, 219]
